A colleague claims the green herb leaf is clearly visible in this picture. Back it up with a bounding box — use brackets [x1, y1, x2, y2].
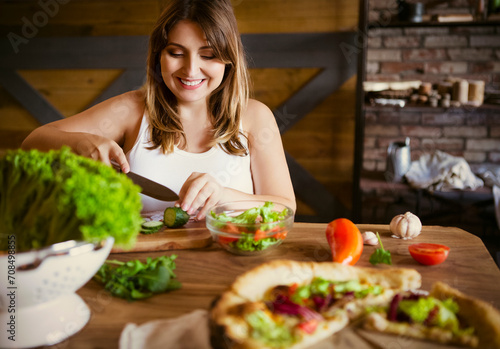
[369, 232, 392, 265]
[94, 255, 181, 301]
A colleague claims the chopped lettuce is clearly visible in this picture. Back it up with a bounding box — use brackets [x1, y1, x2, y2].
[399, 297, 439, 323]
[229, 233, 280, 251]
[246, 310, 296, 348]
[211, 202, 290, 252]
[212, 201, 288, 226]
[290, 278, 382, 305]
[397, 296, 470, 335]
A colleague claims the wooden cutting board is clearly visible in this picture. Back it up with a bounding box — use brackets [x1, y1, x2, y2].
[111, 221, 212, 253]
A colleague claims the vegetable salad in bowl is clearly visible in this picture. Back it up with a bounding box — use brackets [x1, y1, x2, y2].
[206, 201, 294, 255]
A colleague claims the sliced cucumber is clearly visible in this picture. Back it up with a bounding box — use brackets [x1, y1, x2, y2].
[163, 207, 190, 228]
[140, 220, 163, 234]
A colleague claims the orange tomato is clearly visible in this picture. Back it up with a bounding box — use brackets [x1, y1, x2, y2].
[254, 229, 266, 241]
[325, 218, 363, 265]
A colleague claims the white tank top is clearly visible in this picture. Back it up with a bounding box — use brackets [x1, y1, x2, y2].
[127, 115, 254, 214]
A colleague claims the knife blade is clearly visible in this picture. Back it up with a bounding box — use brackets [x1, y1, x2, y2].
[125, 171, 179, 201]
[111, 161, 179, 201]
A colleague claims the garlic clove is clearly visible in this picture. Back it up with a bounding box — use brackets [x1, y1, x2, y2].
[362, 231, 379, 246]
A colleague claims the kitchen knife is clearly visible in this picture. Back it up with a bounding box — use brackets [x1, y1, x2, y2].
[111, 161, 179, 201]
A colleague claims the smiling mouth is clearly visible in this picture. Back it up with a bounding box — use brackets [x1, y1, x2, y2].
[179, 78, 204, 86]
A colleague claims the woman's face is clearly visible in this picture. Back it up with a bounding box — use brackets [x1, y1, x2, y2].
[160, 20, 226, 106]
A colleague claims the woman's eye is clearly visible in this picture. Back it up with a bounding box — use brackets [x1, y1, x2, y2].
[201, 55, 215, 60]
[168, 51, 183, 58]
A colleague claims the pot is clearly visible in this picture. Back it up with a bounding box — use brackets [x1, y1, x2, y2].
[386, 137, 411, 182]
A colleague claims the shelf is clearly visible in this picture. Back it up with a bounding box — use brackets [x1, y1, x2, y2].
[368, 19, 500, 29]
[363, 103, 500, 112]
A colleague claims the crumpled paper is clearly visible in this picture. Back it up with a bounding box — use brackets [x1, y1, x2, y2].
[119, 309, 211, 349]
[404, 150, 483, 192]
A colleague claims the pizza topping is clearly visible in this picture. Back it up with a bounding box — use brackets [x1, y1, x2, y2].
[245, 310, 296, 347]
[389, 292, 475, 337]
[244, 276, 386, 344]
[270, 294, 324, 322]
[268, 277, 383, 314]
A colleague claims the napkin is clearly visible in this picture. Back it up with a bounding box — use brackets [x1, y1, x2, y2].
[119, 309, 211, 349]
[405, 150, 483, 191]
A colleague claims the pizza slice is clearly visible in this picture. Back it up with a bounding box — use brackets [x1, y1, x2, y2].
[210, 259, 421, 349]
[364, 281, 500, 348]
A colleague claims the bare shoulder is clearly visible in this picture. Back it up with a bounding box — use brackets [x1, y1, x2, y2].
[241, 98, 276, 133]
[99, 90, 145, 120]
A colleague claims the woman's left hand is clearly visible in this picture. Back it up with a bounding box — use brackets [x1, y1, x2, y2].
[177, 172, 225, 221]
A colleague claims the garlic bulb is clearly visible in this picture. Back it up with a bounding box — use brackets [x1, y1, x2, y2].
[390, 212, 422, 240]
[362, 231, 378, 246]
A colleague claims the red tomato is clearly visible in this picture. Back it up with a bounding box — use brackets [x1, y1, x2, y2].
[297, 319, 318, 334]
[325, 218, 363, 266]
[409, 243, 450, 265]
[218, 236, 238, 245]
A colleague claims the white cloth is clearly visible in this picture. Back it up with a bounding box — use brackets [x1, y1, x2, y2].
[404, 150, 483, 192]
[119, 309, 211, 349]
[127, 115, 254, 214]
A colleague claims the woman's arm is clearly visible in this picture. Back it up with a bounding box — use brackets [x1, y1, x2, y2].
[179, 99, 296, 220]
[240, 99, 296, 210]
[21, 91, 144, 172]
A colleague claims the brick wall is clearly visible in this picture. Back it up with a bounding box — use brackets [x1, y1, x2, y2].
[366, 25, 500, 88]
[363, 0, 500, 172]
[363, 105, 500, 172]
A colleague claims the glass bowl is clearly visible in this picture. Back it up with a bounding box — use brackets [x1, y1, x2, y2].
[206, 201, 294, 255]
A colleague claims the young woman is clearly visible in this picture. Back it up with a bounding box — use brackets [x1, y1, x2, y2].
[22, 0, 295, 220]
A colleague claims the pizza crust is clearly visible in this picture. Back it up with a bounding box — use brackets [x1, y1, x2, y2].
[210, 260, 422, 349]
[364, 281, 500, 348]
[430, 281, 500, 348]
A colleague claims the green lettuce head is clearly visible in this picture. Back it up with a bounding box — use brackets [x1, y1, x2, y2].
[0, 147, 142, 252]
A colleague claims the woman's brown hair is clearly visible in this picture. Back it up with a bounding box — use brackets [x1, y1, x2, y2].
[143, 0, 249, 155]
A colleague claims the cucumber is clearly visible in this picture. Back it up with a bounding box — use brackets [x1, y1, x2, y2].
[163, 207, 190, 228]
[140, 220, 163, 234]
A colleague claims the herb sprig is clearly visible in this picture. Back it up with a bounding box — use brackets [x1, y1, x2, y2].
[369, 232, 392, 265]
[94, 255, 181, 301]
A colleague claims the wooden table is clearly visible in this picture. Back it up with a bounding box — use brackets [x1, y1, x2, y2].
[56, 223, 500, 349]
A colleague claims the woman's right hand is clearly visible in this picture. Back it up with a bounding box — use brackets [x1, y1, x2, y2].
[74, 132, 130, 173]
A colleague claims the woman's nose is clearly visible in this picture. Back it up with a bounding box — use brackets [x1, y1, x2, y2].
[184, 54, 200, 76]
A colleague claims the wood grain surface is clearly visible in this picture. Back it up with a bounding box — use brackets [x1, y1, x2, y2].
[111, 221, 212, 253]
[48, 222, 500, 349]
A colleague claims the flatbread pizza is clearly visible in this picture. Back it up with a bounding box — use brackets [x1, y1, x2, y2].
[364, 281, 500, 348]
[210, 259, 421, 349]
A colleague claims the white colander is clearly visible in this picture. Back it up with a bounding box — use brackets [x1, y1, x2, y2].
[0, 237, 114, 348]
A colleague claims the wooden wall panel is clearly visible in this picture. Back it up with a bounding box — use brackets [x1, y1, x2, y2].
[282, 76, 358, 210]
[0, 0, 161, 36]
[249, 68, 320, 110]
[233, 0, 359, 33]
[18, 69, 123, 116]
